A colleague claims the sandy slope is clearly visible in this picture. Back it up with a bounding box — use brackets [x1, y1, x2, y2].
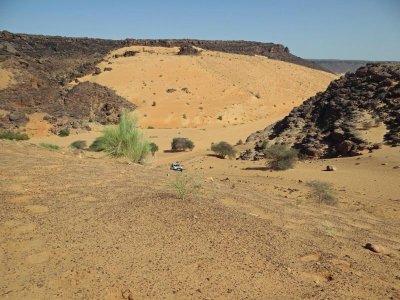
[0, 67, 14, 90]
[79, 46, 336, 128]
[1, 141, 399, 299]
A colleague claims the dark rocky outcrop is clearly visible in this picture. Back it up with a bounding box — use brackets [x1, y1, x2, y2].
[244, 63, 400, 159]
[177, 45, 200, 56]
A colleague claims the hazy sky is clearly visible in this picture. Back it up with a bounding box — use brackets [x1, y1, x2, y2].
[1, 0, 399, 60]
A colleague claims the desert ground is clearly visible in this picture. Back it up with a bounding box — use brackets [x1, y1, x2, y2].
[1, 46, 400, 300]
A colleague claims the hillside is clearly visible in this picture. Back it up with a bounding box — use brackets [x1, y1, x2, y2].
[80, 46, 337, 128]
[245, 63, 400, 158]
[0, 31, 334, 135]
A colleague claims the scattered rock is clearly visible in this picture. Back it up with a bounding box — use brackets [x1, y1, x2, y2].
[364, 243, 385, 254]
[93, 67, 101, 75]
[121, 289, 133, 300]
[325, 165, 337, 171]
[8, 111, 27, 122]
[177, 45, 200, 56]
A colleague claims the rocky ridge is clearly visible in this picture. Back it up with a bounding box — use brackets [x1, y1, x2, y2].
[244, 63, 400, 159]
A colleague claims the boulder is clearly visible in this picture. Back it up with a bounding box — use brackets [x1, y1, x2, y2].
[325, 165, 337, 171]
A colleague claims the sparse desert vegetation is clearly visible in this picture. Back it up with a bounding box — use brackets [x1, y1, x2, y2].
[211, 141, 236, 159]
[39, 142, 60, 150]
[0, 130, 29, 141]
[99, 111, 150, 163]
[307, 180, 337, 205]
[70, 140, 87, 149]
[171, 137, 194, 151]
[263, 143, 299, 170]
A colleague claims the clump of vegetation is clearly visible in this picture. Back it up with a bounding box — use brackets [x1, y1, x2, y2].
[0, 130, 29, 141]
[236, 139, 243, 145]
[217, 115, 223, 121]
[211, 141, 236, 159]
[152, 101, 156, 106]
[168, 173, 202, 200]
[70, 140, 87, 149]
[88, 137, 105, 152]
[149, 142, 159, 156]
[263, 143, 299, 170]
[182, 114, 187, 119]
[307, 180, 337, 205]
[39, 143, 60, 150]
[147, 126, 155, 129]
[58, 128, 70, 137]
[171, 137, 194, 151]
[100, 111, 150, 163]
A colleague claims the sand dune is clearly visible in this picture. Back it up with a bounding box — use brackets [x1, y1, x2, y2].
[80, 46, 337, 128]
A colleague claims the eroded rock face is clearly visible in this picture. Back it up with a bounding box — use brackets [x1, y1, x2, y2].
[245, 63, 400, 158]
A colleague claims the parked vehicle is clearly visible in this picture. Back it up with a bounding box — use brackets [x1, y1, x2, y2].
[170, 162, 183, 172]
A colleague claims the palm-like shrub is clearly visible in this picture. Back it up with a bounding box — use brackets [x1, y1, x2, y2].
[100, 111, 149, 163]
[211, 141, 236, 159]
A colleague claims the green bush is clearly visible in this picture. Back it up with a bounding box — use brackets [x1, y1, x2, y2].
[263, 143, 298, 170]
[88, 137, 105, 152]
[168, 173, 202, 200]
[0, 130, 29, 141]
[100, 111, 149, 163]
[70, 140, 87, 149]
[149, 142, 159, 156]
[39, 143, 59, 150]
[171, 137, 194, 151]
[58, 128, 70, 137]
[307, 181, 337, 205]
[211, 141, 236, 159]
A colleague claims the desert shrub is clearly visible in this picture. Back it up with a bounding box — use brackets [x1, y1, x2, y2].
[182, 114, 187, 119]
[0, 130, 29, 141]
[152, 101, 156, 106]
[217, 115, 223, 120]
[58, 128, 70, 137]
[70, 140, 87, 149]
[263, 143, 298, 170]
[168, 173, 202, 200]
[88, 137, 105, 152]
[147, 126, 155, 129]
[39, 143, 59, 150]
[236, 139, 243, 145]
[307, 181, 337, 205]
[171, 137, 194, 151]
[100, 111, 150, 163]
[211, 141, 236, 159]
[149, 142, 159, 156]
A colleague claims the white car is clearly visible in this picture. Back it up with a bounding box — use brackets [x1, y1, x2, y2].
[170, 162, 183, 172]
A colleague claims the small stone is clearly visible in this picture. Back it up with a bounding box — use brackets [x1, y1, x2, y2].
[364, 243, 385, 254]
[325, 165, 337, 171]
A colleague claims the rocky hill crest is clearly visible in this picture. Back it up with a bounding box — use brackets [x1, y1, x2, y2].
[244, 63, 400, 159]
